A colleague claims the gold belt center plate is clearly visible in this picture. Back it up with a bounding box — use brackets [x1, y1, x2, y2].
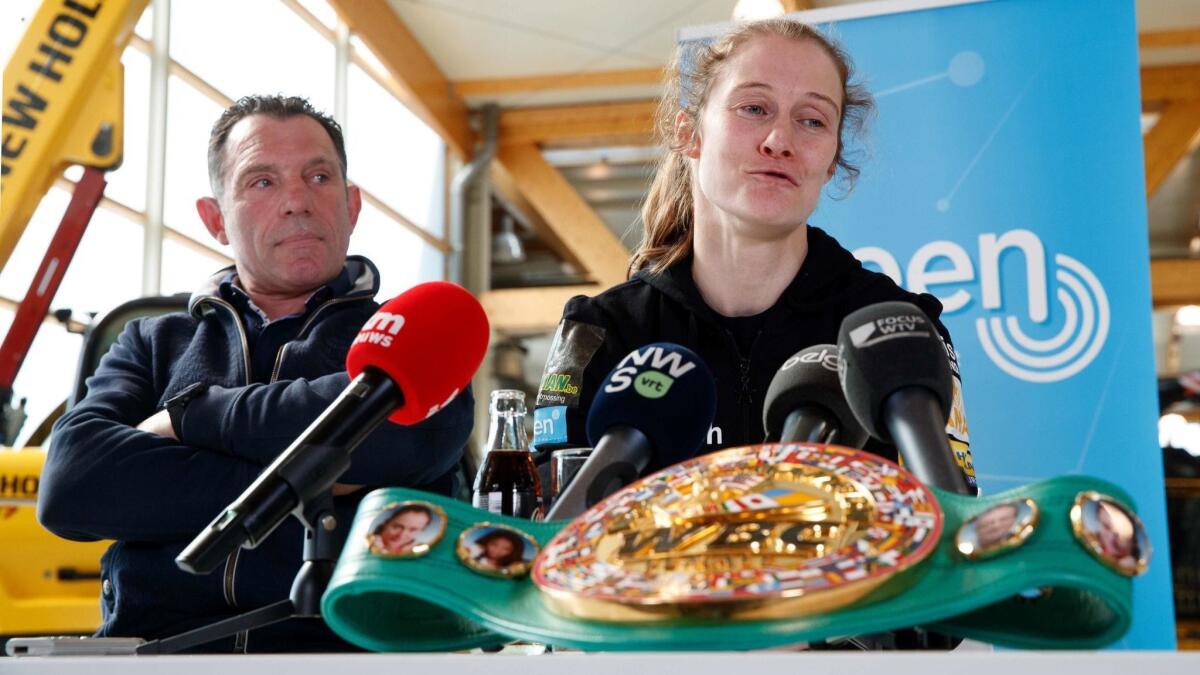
[533, 443, 943, 621]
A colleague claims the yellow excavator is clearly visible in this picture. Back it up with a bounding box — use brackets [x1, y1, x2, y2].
[1, 0, 152, 636]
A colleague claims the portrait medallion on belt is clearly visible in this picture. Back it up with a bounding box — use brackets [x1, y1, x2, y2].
[457, 523, 540, 579]
[956, 498, 1039, 560]
[1070, 491, 1151, 577]
[366, 501, 447, 559]
[533, 443, 943, 621]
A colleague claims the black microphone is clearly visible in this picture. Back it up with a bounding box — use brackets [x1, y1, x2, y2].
[762, 344, 869, 446]
[545, 343, 717, 520]
[177, 282, 490, 574]
[837, 302, 972, 495]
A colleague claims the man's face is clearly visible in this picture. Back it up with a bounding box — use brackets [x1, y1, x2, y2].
[974, 504, 1018, 548]
[197, 114, 360, 298]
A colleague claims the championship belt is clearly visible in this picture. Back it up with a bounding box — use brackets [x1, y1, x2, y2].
[321, 443, 1149, 651]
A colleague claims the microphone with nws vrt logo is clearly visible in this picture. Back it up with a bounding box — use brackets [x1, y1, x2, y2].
[177, 281, 489, 575]
[762, 344, 870, 447]
[544, 343, 717, 520]
[837, 301, 973, 495]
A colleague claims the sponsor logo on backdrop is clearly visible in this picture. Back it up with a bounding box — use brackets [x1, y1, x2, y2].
[855, 229, 1109, 384]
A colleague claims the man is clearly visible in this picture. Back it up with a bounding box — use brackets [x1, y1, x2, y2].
[38, 95, 473, 652]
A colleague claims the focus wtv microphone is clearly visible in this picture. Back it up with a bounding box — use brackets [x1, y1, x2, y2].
[837, 302, 972, 495]
[545, 343, 716, 520]
[762, 344, 869, 447]
[177, 282, 489, 574]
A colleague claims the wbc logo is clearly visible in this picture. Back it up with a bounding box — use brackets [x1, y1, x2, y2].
[855, 229, 1109, 384]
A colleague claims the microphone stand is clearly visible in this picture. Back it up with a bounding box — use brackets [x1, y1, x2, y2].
[136, 494, 340, 654]
[136, 369, 402, 654]
[883, 388, 972, 495]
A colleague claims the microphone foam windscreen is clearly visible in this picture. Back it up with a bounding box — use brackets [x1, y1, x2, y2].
[585, 343, 716, 471]
[346, 281, 489, 425]
[837, 302, 953, 442]
[762, 344, 869, 447]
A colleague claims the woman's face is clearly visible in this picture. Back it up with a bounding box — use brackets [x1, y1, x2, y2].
[484, 536, 516, 563]
[686, 35, 842, 236]
[382, 510, 430, 552]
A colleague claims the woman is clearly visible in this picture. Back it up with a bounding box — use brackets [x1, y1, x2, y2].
[533, 19, 973, 489]
[369, 503, 432, 555]
[474, 529, 526, 569]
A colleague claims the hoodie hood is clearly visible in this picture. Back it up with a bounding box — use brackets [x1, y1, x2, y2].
[636, 225, 878, 322]
[188, 255, 380, 316]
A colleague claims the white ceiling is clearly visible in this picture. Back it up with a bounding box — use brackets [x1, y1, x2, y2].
[388, 0, 1200, 257]
[391, 0, 1200, 85]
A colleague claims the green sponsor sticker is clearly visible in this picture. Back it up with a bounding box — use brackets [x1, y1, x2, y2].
[635, 371, 674, 399]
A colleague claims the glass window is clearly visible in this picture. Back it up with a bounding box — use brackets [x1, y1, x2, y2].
[349, 35, 389, 79]
[346, 64, 447, 238]
[160, 237, 232, 296]
[54, 205, 145, 315]
[134, 2, 154, 41]
[0, 185, 139, 310]
[0, 0, 42, 65]
[104, 47, 152, 212]
[293, 0, 339, 34]
[0, 195, 142, 447]
[168, 0, 335, 113]
[162, 76, 227, 255]
[349, 199, 443, 300]
[0, 308, 83, 448]
[0, 187, 69, 302]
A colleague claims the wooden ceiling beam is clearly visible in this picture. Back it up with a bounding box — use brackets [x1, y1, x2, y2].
[481, 285, 606, 334]
[454, 67, 663, 98]
[496, 143, 630, 288]
[499, 101, 657, 147]
[1152, 258, 1200, 308]
[1144, 99, 1200, 197]
[488, 162, 583, 269]
[326, 0, 474, 159]
[1141, 63, 1200, 105]
[782, 0, 816, 12]
[1140, 27, 1200, 49]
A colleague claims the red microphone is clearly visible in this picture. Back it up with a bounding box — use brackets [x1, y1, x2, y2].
[177, 282, 489, 574]
[346, 281, 489, 425]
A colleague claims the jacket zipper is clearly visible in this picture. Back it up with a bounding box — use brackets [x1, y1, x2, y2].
[210, 292, 367, 635]
[723, 328, 762, 446]
[195, 298, 252, 625]
[267, 295, 365, 383]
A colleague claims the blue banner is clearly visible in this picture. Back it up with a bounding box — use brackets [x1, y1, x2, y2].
[685, 0, 1172, 648]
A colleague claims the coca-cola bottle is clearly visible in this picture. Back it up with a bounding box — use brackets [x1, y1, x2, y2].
[472, 390, 541, 519]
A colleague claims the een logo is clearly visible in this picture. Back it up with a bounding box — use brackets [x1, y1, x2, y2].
[855, 229, 1109, 383]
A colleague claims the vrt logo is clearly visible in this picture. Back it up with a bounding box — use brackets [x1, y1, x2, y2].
[855, 229, 1109, 384]
[605, 345, 697, 398]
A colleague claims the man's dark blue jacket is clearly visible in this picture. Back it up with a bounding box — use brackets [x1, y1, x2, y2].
[38, 257, 473, 651]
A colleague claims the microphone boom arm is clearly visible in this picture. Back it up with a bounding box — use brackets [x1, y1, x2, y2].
[177, 367, 403, 574]
[882, 388, 971, 495]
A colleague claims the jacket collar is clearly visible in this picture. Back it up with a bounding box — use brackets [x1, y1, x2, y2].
[188, 255, 380, 316]
[637, 225, 867, 321]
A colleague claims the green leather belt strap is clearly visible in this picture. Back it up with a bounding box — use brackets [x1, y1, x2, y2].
[321, 476, 1134, 652]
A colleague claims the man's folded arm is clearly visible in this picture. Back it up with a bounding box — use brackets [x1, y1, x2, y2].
[38, 323, 267, 543]
[180, 376, 473, 488]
